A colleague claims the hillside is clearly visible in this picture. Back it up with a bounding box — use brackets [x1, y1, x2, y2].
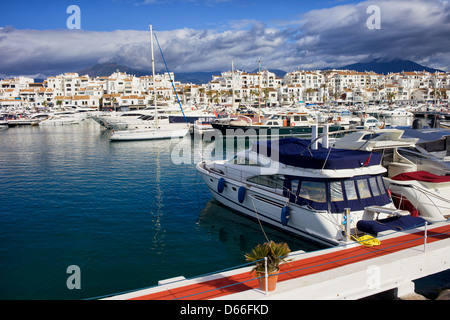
[329, 58, 445, 74]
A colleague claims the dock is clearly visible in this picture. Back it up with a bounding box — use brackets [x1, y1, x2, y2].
[103, 220, 450, 300]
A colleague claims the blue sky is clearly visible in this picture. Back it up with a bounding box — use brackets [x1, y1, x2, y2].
[1, 0, 353, 31]
[1, 0, 449, 77]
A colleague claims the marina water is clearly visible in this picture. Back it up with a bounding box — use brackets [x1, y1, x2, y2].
[0, 121, 319, 300]
[1, 119, 448, 299]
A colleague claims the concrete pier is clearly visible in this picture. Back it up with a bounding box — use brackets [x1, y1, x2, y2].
[104, 221, 450, 300]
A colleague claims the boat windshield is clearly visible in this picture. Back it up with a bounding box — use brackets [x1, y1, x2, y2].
[247, 173, 391, 213]
[227, 154, 260, 166]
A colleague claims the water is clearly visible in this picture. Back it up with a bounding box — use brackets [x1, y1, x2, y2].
[0, 121, 320, 300]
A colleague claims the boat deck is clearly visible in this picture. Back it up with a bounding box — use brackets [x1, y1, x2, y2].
[104, 221, 450, 300]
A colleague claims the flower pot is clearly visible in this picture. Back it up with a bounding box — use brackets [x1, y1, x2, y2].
[256, 270, 279, 292]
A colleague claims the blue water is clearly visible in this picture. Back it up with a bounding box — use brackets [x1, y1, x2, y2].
[0, 121, 320, 300]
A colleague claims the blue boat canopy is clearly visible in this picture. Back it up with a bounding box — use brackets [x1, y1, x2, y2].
[252, 138, 381, 170]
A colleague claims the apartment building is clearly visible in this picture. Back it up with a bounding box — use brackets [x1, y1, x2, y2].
[1, 66, 449, 111]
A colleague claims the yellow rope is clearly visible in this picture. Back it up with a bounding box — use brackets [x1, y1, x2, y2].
[352, 235, 380, 247]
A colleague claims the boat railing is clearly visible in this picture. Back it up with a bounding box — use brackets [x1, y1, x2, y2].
[92, 219, 450, 300]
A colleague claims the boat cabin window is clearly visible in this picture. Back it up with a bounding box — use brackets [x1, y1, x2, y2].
[344, 180, 358, 200]
[377, 176, 387, 195]
[287, 174, 390, 213]
[228, 155, 260, 166]
[369, 177, 380, 196]
[298, 181, 326, 203]
[247, 173, 390, 213]
[330, 181, 344, 202]
[357, 179, 371, 199]
[361, 133, 380, 141]
[247, 175, 285, 190]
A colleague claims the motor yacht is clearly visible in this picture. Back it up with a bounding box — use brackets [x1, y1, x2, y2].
[109, 118, 189, 141]
[196, 129, 407, 246]
[329, 128, 450, 225]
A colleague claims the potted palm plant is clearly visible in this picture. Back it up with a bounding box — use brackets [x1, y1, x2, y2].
[245, 241, 291, 292]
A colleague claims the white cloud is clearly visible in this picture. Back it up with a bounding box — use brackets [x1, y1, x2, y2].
[1, 0, 449, 78]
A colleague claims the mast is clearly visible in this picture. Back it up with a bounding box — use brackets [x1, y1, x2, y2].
[258, 60, 261, 123]
[150, 24, 158, 128]
[231, 61, 235, 110]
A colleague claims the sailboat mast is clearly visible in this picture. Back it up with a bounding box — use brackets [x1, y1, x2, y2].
[150, 24, 158, 127]
[231, 61, 235, 110]
[258, 60, 261, 123]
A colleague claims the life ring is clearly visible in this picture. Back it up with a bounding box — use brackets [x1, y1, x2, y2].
[290, 122, 296, 127]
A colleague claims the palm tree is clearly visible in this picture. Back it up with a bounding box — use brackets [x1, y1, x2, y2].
[387, 92, 395, 102]
[305, 88, 314, 103]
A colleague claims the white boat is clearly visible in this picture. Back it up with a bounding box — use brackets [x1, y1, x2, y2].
[92, 110, 156, 128]
[0, 120, 8, 130]
[5, 114, 40, 126]
[332, 129, 419, 152]
[196, 130, 408, 246]
[109, 122, 189, 141]
[379, 108, 414, 118]
[39, 113, 80, 126]
[383, 171, 450, 223]
[352, 116, 385, 130]
[109, 24, 190, 142]
[192, 119, 214, 135]
[397, 128, 450, 175]
[330, 128, 450, 224]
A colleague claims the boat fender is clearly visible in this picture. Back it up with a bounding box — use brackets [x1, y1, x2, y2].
[281, 206, 290, 226]
[217, 178, 226, 193]
[238, 186, 246, 203]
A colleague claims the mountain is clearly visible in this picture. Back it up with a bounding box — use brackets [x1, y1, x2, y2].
[173, 71, 221, 85]
[327, 58, 445, 74]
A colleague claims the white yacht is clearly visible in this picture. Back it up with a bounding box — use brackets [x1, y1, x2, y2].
[379, 108, 414, 118]
[109, 120, 189, 141]
[109, 24, 190, 142]
[39, 112, 81, 125]
[196, 132, 410, 246]
[330, 128, 450, 224]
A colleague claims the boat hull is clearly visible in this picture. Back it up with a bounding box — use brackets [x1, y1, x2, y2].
[196, 162, 351, 247]
[110, 127, 189, 141]
[210, 123, 342, 137]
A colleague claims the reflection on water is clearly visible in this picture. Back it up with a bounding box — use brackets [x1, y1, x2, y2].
[197, 200, 323, 260]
